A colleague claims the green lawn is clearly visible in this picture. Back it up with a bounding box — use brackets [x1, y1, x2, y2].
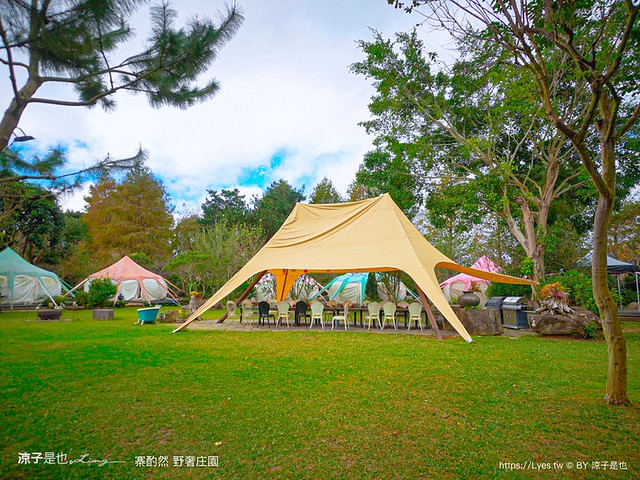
[1, 307, 639, 479]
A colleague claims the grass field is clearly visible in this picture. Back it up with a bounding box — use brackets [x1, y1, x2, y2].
[1, 307, 639, 479]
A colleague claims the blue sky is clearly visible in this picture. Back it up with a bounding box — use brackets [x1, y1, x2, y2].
[1, 0, 454, 214]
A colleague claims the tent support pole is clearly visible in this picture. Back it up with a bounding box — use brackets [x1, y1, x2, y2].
[636, 272, 639, 310]
[417, 286, 442, 340]
[36, 277, 59, 308]
[217, 271, 267, 324]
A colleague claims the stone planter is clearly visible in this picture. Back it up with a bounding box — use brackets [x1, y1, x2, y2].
[458, 290, 481, 308]
[529, 308, 603, 339]
[453, 306, 503, 335]
[37, 309, 62, 321]
[93, 308, 115, 320]
[160, 310, 179, 323]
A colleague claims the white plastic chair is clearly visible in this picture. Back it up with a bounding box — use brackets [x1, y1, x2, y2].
[365, 301, 381, 330]
[276, 300, 291, 327]
[407, 302, 424, 330]
[382, 301, 397, 330]
[241, 299, 256, 326]
[309, 301, 325, 329]
[332, 302, 351, 330]
[324, 299, 339, 324]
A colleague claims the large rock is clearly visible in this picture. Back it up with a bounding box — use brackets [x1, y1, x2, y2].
[452, 306, 503, 335]
[529, 307, 603, 339]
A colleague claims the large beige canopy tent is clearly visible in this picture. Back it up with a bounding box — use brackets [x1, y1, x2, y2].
[174, 194, 534, 341]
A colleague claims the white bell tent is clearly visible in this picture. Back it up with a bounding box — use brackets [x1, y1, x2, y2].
[311, 272, 414, 305]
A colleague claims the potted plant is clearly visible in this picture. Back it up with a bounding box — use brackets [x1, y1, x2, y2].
[535, 282, 574, 315]
[188, 290, 203, 313]
[36, 303, 63, 320]
[88, 279, 118, 320]
[35, 294, 62, 320]
[457, 281, 482, 308]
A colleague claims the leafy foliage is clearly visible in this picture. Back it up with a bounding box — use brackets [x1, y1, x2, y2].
[364, 272, 378, 301]
[609, 198, 640, 264]
[0, 147, 145, 197]
[200, 188, 248, 227]
[87, 278, 117, 308]
[72, 290, 88, 307]
[82, 165, 174, 266]
[0, 180, 63, 263]
[484, 281, 532, 300]
[0, 0, 244, 151]
[354, 150, 420, 218]
[351, 28, 595, 281]
[310, 177, 342, 204]
[402, 0, 640, 404]
[250, 180, 305, 239]
[165, 221, 264, 295]
[540, 271, 598, 314]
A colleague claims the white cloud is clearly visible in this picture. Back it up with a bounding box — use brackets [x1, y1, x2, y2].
[2, 0, 453, 213]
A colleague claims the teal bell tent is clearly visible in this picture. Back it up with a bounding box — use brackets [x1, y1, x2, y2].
[0, 247, 69, 308]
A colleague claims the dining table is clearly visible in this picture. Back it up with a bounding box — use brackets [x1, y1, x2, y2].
[241, 303, 428, 329]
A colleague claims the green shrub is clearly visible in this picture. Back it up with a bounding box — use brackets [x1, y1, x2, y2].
[584, 321, 599, 340]
[54, 295, 68, 306]
[87, 279, 117, 308]
[485, 282, 533, 299]
[619, 281, 637, 306]
[73, 290, 88, 307]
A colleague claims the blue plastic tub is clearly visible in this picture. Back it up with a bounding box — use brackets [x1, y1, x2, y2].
[137, 306, 161, 324]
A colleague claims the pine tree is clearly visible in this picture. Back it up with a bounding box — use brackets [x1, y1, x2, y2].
[310, 177, 342, 204]
[0, 0, 244, 151]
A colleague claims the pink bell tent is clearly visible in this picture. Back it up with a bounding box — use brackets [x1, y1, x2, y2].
[439, 256, 501, 306]
[71, 256, 179, 305]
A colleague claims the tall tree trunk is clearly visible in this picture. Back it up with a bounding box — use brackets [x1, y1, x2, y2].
[0, 101, 25, 152]
[504, 197, 546, 284]
[0, 77, 41, 151]
[593, 141, 627, 405]
[532, 246, 545, 285]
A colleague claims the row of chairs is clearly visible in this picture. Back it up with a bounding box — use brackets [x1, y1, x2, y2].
[329, 300, 425, 331]
[233, 300, 425, 331]
[233, 300, 309, 327]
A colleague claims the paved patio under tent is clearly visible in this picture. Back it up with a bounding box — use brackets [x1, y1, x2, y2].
[186, 318, 458, 337]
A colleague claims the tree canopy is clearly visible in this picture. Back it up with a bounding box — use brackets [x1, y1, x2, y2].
[388, 0, 640, 407]
[83, 165, 174, 266]
[351, 29, 594, 281]
[251, 180, 305, 239]
[0, 180, 63, 263]
[309, 177, 342, 204]
[201, 188, 248, 227]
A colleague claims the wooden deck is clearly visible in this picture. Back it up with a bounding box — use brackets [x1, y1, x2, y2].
[620, 308, 640, 321]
